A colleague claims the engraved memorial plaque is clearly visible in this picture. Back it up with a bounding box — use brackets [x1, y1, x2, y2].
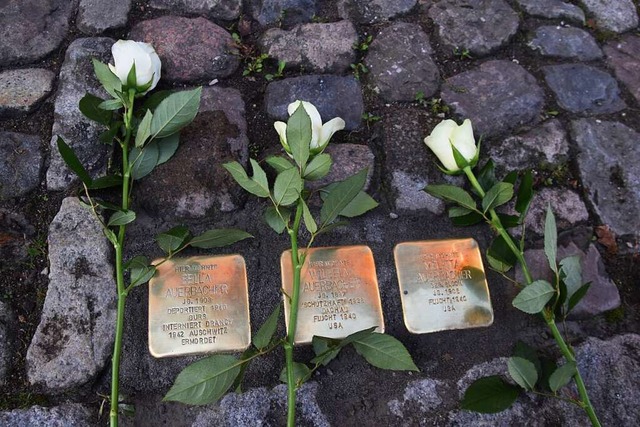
[148, 255, 250, 357]
[394, 239, 493, 334]
[281, 245, 385, 345]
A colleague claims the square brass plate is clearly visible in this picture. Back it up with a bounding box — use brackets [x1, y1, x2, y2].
[148, 255, 250, 358]
[281, 245, 385, 345]
[394, 239, 493, 334]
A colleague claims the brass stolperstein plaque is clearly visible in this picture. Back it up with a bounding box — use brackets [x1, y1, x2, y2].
[148, 255, 250, 358]
[281, 245, 385, 345]
[394, 238, 493, 334]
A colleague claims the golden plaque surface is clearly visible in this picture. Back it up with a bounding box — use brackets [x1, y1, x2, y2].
[394, 238, 493, 334]
[281, 245, 385, 345]
[148, 255, 250, 358]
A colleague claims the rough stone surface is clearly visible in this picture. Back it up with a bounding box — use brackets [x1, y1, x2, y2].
[130, 16, 239, 82]
[441, 60, 545, 138]
[338, 0, 417, 24]
[265, 75, 363, 130]
[150, 0, 241, 20]
[0, 209, 35, 262]
[248, 0, 317, 27]
[514, 0, 585, 23]
[135, 87, 249, 220]
[517, 241, 620, 318]
[260, 21, 357, 74]
[0, 301, 13, 387]
[605, 35, 640, 104]
[0, 404, 93, 427]
[0, 132, 43, 200]
[571, 119, 640, 236]
[543, 64, 626, 115]
[429, 0, 520, 56]
[581, 0, 638, 33]
[26, 197, 116, 392]
[523, 187, 589, 235]
[0, 69, 55, 116]
[0, 0, 75, 64]
[78, 0, 131, 34]
[529, 26, 602, 61]
[46, 37, 114, 191]
[382, 109, 463, 214]
[309, 143, 375, 190]
[387, 379, 444, 421]
[365, 23, 440, 102]
[488, 119, 569, 172]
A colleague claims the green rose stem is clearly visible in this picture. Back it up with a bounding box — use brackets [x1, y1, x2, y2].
[462, 165, 601, 427]
[110, 88, 136, 427]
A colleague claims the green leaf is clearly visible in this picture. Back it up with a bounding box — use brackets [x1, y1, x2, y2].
[142, 90, 172, 113]
[567, 282, 591, 314]
[482, 182, 514, 212]
[157, 226, 191, 254]
[264, 206, 289, 234]
[352, 333, 419, 371]
[154, 133, 180, 165]
[461, 376, 521, 413]
[79, 94, 112, 125]
[512, 280, 555, 314]
[163, 355, 241, 405]
[279, 362, 311, 385]
[320, 168, 368, 225]
[87, 175, 122, 189]
[477, 160, 497, 195]
[311, 336, 341, 366]
[515, 170, 533, 218]
[338, 191, 378, 218]
[253, 305, 280, 350]
[231, 348, 258, 393]
[99, 121, 122, 144]
[498, 213, 520, 229]
[56, 137, 92, 185]
[486, 252, 512, 273]
[126, 62, 137, 88]
[513, 341, 541, 377]
[286, 104, 311, 169]
[265, 155, 294, 173]
[451, 142, 470, 169]
[424, 184, 477, 212]
[549, 362, 576, 393]
[559, 256, 582, 297]
[135, 109, 153, 148]
[127, 255, 156, 287]
[487, 235, 517, 271]
[92, 59, 121, 98]
[451, 211, 484, 227]
[98, 98, 124, 111]
[316, 220, 349, 236]
[304, 153, 332, 181]
[108, 210, 136, 227]
[539, 357, 558, 392]
[150, 87, 202, 139]
[273, 167, 302, 206]
[249, 159, 269, 194]
[302, 200, 317, 233]
[223, 161, 270, 198]
[130, 144, 160, 180]
[449, 206, 472, 217]
[544, 205, 558, 273]
[189, 229, 252, 249]
[507, 356, 538, 390]
[503, 171, 518, 185]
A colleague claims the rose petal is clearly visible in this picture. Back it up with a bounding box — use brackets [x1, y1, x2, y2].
[316, 117, 345, 153]
[424, 120, 458, 172]
[274, 121, 289, 151]
[451, 119, 477, 162]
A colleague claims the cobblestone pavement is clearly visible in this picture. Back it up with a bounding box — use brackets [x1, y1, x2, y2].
[1, 0, 639, 425]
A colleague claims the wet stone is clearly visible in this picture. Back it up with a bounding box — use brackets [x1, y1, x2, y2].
[441, 60, 545, 138]
[0, 69, 55, 117]
[605, 35, 640, 104]
[488, 119, 569, 172]
[309, 143, 375, 191]
[338, 0, 417, 24]
[523, 187, 589, 235]
[365, 23, 440, 102]
[529, 26, 602, 61]
[0, 301, 13, 387]
[150, 0, 241, 20]
[265, 75, 363, 130]
[0, 0, 75, 64]
[0, 132, 43, 200]
[581, 0, 638, 34]
[130, 16, 239, 82]
[0, 209, 35, 263]
[0, 404, 93, 427]
[571, 119, 640, 236]
[514, 0, 585, 24]
[26, 197, 116, 392]
[260, 21, 357, 74]
[248, 0, 317, 27]
[429, 0, 520, 57]
[135, 87, 249, 220]
[543, 64, 626, 115]
[46, 37, 115, 191]
[78, 0, 131, 34]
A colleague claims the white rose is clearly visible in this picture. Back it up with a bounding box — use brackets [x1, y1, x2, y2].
[109, 40, 161, 94]
[424, 119, 478, 173]
[274, 100, 345, 155]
